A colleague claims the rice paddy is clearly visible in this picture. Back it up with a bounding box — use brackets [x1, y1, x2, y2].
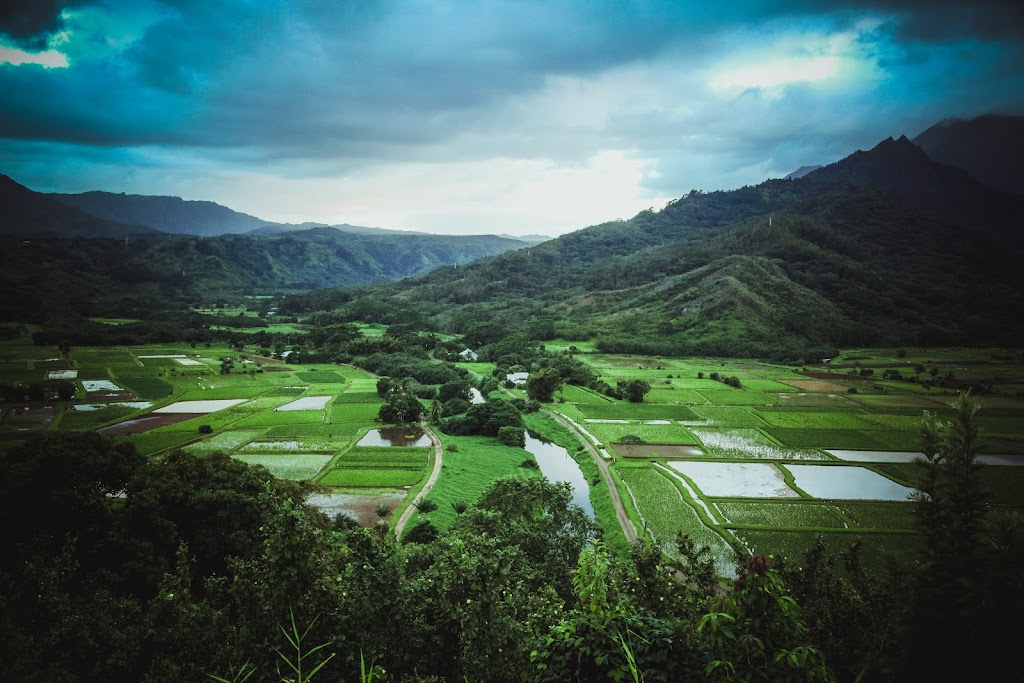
[549, 350, 1024, 574]
[2, 335, 1022, 572]
[668, 461, 799, 498]
[233, 453, 334, 480]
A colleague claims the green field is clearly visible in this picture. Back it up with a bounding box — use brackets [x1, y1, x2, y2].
[588, 421, 699, 445]
[618, 467, 740, 572]
[2, 337, 1023, 580]
[578, 402, 699, 420]
[401, 434, 541, 536]
[320, 468, 425, 487]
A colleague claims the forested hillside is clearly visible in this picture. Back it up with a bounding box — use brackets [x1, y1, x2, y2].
[284, 135, 1024, 359]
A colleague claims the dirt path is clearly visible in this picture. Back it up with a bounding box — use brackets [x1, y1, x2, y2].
[394, 421, 444, 539]
[548, 411, 638, 544]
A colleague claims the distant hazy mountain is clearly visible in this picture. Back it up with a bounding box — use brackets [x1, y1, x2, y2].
[0, 216, 530, 321]
[1, 175, 156, 238]
[913, 114, 1024, 196]
[497, 233, 552, 245]
[50, 191, 275, 236]
[784, 165, 822, 180]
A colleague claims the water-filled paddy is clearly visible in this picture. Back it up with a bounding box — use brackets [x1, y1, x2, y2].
[47, 370, 78, 380]
[155, 399, 247, 413]
[74, 402, 152, 411]
[82, 380, 122, 392]
[668, 461, 798, 498]
[827, 449, 923, 463]
[357, 427, 431, 447]
[785, 464, 914, 501]
[276, 395, 332, 411]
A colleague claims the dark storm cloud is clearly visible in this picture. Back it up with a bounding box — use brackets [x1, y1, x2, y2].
[2, 0, 1024, 226]
[5, 0, 1020, 155]
[0, 0, 90, 50]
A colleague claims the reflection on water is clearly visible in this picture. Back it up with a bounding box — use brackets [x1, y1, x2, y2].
[357, 427, 431, 447]
[523, 432, 594, 517]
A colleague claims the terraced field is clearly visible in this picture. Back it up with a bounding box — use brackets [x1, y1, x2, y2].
[546, 349, 1024, 574]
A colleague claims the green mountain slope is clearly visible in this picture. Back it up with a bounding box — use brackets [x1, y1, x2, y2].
[0, 226, 528, 322]
[285, 134, 1024, 357]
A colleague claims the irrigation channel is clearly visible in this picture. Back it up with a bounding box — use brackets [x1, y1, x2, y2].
[548, 412, 639, 543]
[523, 431, 594, 517]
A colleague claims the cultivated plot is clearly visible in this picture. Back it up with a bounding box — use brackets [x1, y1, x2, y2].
[784, 464, 915, 501]
[668, 461, 799, 498]
[154, 399, 248, 413]
[275, 395, 332, 411]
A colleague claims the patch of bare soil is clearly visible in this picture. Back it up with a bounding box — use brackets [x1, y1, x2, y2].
[2, 405, 56, 430]
[246, 355, 284, 364]
[615, 444, 705, 458]
[98, 413, 196, 435]
[782, 379, 850, 392]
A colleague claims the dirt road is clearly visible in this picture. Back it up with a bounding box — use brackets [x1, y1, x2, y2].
[393, 421, 444, 539]
[549, 412, 638, 544]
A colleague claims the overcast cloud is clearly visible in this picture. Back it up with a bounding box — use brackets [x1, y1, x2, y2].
[1, 0, 1022, 235]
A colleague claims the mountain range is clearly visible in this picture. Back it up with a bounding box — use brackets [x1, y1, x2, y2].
[281, 115, 1024, 357]
[3, 113, 1022, 355]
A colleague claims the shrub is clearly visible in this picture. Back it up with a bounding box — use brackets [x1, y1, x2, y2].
[452, 500, 468, 514]
[332, 513, 360, 531]
[498, 426, 526, 448]
[520, 458, 539, 469]
[404, 520, 439, 544]
[198, 424, 213, 434]
[414, 499, 438, 513]
[617, 434, 646, 445]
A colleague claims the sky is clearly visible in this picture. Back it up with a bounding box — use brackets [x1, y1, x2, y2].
[1, 1, 1023, 236]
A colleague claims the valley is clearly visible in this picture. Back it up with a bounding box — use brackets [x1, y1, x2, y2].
[4, 321, 1022, 579]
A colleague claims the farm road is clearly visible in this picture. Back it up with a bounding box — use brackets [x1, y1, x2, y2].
[548, 411, 639, 544]
[394, 421, 443, 539]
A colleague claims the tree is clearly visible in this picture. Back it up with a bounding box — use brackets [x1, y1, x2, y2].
[56, 380, 76, 401]
[439, 398, 522, 437]
[699, 554, 836, 682]
[617, 379, 652, 403]
[901, 391, 1014, 680]
[437, 379, 471, 404]
[526, 368, 561, 403]
[377, 391, 423, 425]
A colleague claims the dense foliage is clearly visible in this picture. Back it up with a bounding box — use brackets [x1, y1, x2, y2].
[2, 394, 1020, 682]
[279, 142, 1024, 359]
